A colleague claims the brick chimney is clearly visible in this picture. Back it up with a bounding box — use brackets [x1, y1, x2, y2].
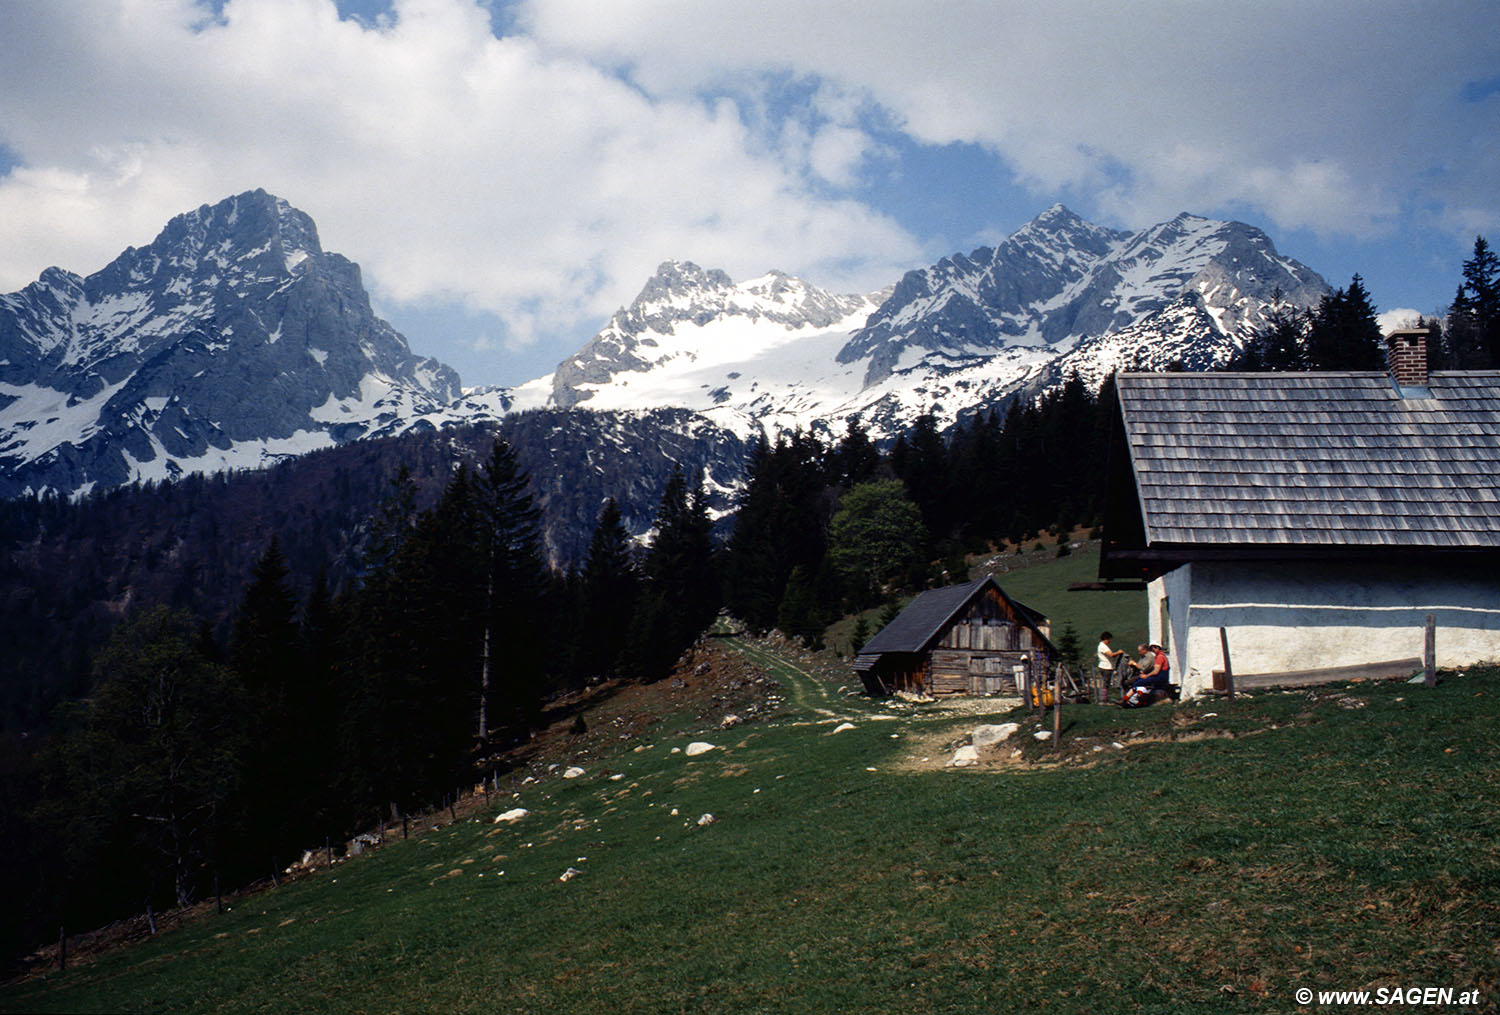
[1386, 328, 1429, 389]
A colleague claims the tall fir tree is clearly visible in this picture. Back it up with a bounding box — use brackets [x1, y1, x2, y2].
[1306, 275, 1384, 370]
[475, 440, 550, 740]
[1448, 236, 1498, 368]
[630, 467, 720, 678]
[577, 498, 639, 683]
[229, 537, 303, 876]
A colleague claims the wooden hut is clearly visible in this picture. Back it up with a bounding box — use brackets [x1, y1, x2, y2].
[852, 576, 1054, 697]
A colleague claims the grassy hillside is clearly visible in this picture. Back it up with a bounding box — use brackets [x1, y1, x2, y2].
[7, 640, 1497, 1014]
[975, 541, 1147, 654]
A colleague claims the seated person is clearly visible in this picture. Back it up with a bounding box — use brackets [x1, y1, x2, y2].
[1129, 643, 1171, 692]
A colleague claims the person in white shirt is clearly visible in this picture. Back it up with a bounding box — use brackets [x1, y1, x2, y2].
[1096, 632, 1125, 689]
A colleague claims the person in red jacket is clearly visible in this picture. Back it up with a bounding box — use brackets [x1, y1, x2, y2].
[1129, 643, 1170, 693]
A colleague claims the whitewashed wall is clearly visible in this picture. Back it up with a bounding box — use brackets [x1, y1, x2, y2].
[1146, 560, 1500, 698]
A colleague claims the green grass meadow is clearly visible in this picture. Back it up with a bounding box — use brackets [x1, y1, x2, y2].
[978, 543, 1148, 655]
[7, 645, 1498, 1013]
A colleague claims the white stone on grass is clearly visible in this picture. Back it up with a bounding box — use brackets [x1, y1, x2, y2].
[1033, 730, 1052, 741]
[972, 723, 1020, 749]
[563, 767, 585, 779]
[831, 722, 855, 734]
[494, 808, 529, 823]
[697, 813, 716, 827]
[685, 742, 717, 757]
[949, 745, 979, 768]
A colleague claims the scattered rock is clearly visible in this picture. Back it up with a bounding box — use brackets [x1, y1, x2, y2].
[972, 723, 1020, 749]
[721, 714, 743, 729]
[609, 773, 625, 781]
[1337, 697, 1367, 710]
[559, 867, 582, 882]
[1201, 712, 1218, 719]
[696, 813, 716, 827]
[1111, 741, 1125, 750]
[494, 808, 529, 823]
[831, 722, 855, 734]
[563, 767, 585, 779]
[949, 745, 979, 767]
[685, 742, 717, 757]
[347, 832, 381, 856]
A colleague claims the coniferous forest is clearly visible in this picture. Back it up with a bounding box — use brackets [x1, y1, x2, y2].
[1, 241, 1489, 969]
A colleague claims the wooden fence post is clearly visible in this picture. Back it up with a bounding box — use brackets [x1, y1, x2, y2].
[1220, 627, 1235, 701]
[1052, 665, 1061, 749]
[1424, 614, 1436, 687]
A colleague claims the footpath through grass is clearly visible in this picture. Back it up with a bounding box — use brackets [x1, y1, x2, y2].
[6, 651, 1499, 1014]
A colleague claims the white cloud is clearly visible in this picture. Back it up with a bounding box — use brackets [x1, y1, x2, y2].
[0, 0, 1495, 386]
[0, 0, 918, 354]
[1378, 308, 1424, 335]
[520, 0, 1500, 240]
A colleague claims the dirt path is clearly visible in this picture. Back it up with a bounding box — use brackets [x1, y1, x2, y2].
[722, 638, 845, 720]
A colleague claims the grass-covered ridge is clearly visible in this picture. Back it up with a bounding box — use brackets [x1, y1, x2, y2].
[6, 647, 1498, 1013]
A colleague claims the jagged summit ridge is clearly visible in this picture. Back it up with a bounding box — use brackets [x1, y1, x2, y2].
[549, 260, 883, 410]
[0, 190, 461, 496]
[837, 205, 1326, 389]
[0, 197, 1332, 504]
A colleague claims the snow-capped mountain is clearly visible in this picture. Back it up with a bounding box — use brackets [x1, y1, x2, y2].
[0, 189, 459, 497]
[512, 261, 886, 435]
[526, 205, 1329, 439]
[0, 194, 1330, 505]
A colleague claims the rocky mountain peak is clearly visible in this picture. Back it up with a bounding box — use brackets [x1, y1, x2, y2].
[635, 260, 736, 306]
[0, 191, 461, 497]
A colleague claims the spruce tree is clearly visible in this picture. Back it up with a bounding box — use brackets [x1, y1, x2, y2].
[1449, 236, 1498, 367]
[577, 498, 639, 682]
[475, 440, 549, 738]
[229, 538, 302, 875]
[631, 467, 720, 678]
[1306, 276, 1383, 370]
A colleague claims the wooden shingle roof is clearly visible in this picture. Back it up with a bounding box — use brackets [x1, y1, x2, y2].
[1115, 371, 1500, 549]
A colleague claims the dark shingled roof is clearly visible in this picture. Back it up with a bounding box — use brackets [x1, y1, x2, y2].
[856, 576, 1051, 659]
[1116, 371, 1500, 549]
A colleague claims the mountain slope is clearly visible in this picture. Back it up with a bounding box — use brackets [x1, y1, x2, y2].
[0, 190, 460, 497]
[533, 205, 1330, 440]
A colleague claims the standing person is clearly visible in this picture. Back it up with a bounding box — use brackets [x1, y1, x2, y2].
[1096, 632, 1125, 691]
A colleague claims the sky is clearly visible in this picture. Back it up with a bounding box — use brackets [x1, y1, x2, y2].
[1, 0, 1497, 389]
